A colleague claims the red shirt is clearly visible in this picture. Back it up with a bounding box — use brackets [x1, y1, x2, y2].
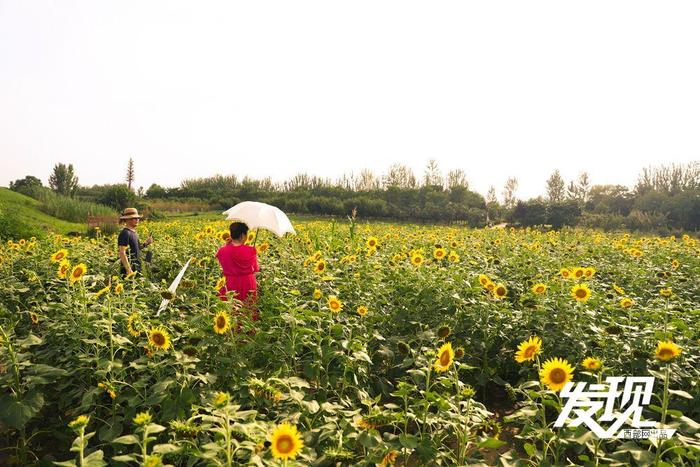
[215, 243, 260, 304]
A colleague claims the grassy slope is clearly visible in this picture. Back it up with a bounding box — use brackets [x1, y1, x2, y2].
[0, 187, 84, 236]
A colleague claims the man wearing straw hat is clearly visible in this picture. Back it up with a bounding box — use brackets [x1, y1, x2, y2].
[118, 207, 153, 277]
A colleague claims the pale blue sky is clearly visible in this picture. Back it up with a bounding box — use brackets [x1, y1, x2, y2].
[1, 1, 698, 200]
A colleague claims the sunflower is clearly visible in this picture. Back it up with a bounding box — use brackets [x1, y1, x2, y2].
[256, 242, 269, 253]
[215, 277, 226, 290]
[114, 283, 124, 295]
[448, 251, 460, 262]
[148, 327, 171, 351]
[356, 305, 368, 317]
[133, 411, 152, 426]
[68, 415, 90, 430]
[410, 254, 424, 266]
[660, 288, 673, 297]
[354, 415, 377, 430]
[433, 342, 455, 373]
[127, 314, 141, 337]
[313, 260, 327, 274]
[613, 284, 625, 295]
[514, 336, 542, 363]
[492, 283, 507, 299]
[582, 357, 602, 371]
[433, 248, 447, 260]
[478, 274, 491, 287]
[366, 237, 378, 249]
[620, 298, 633, 308]
[69, 263, 87, 284]
[270, 422, 304, 461]
[571, 284, 591, 302]
[531, 283, 547, 295]
[313, 288, 322, 300]
[57, 260, 71, 279]
[327, 296, 343, 313]
[51, 249, 68, 263]
[560, 268, 571, 279]
[30, 312, 39, 325]
[484, 281, 496, 292]
[94, 286, 110, 299]
[539, 358, 575, 392]
[379, 450, 399, 467]
[655, 340, 681, 362]
[213, 391, 230, 408]
[213, 311, 230, 334]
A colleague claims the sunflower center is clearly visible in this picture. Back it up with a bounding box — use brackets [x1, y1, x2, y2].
[549, 368, 567, 384]
[658, 348, 673, 359]
[496, 287, 506, 296]
[216, 316, 226, 328]
[524, 346, 536, 358]
[73, 269, 82, 278]
[536, 286, 544, 293]
[439, 351, 451, 366]
[276, 435, 294, 454]
[575, 289, 587, 298]
[152, 333, 165, 346]
[317, 263, 325, 271]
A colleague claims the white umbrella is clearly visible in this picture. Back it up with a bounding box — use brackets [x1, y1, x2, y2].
[222, 201, 296, 237]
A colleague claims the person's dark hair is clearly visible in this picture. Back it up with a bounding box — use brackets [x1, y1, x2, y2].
[229, 222, 249, 241]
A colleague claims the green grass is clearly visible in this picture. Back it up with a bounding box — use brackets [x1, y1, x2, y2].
[0, 187, 84, 239]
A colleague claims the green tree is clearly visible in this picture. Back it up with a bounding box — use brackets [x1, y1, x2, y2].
[48, 163, 79, 197]
[126, 157, 135, 191]
[9, 176, 43, 195]
[546, 170, 566, 203]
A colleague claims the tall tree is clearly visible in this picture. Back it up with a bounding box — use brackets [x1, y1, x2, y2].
[567, 171, 591, 206]
[446, 169, 469, 190]
[126, 157, 135, 191]
[502, 177, 519, 209]
[546, 169, 566, 203]
[48, 163, 79, 197]
[384, 163, 417, 188]
[486, 186, 498, 206]
[357, 169, 381, 191]
[423, 159, 443, 188]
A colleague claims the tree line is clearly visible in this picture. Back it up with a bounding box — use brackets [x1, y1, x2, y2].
[8, 160, 700, 233]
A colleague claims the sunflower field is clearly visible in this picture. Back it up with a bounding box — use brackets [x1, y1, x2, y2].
[1, 219, 699, 466]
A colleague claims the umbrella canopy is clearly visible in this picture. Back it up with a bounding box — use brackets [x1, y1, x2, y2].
[222, 201, 296, 237]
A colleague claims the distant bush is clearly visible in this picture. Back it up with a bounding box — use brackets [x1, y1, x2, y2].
[578, 212, 627, 231]
[144, 198, 214, 213]
[31, 188, 116, 223]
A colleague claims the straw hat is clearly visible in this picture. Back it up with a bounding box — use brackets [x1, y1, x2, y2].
[119, 207, 143, 220]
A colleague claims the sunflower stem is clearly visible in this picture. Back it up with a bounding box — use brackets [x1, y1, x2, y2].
[653, 363, 671, 467]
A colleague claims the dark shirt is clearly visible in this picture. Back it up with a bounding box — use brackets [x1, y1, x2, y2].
[118, 228, 141, 274]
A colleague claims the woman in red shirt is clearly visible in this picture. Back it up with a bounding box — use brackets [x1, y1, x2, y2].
[215, 222, 260, 320]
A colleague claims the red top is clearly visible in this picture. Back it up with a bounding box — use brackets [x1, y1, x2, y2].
[215, 243, 260, 305]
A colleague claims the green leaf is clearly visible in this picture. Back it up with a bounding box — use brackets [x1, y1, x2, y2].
[524, 442, 537, 457]
[111, 454, 137, 462]
[477, 437, 507, 449]
[358, 430, 379, 448]
[668, 389, 693, 399]
[153, 443, 180, 454]
[399, 433, 418, 449]
[112, 434, 139, 445]
[84, 450, 106, 467]
[0, 391, 44, 429]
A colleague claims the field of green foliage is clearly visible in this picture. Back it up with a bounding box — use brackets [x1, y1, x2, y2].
[1, 218, 698, 466]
